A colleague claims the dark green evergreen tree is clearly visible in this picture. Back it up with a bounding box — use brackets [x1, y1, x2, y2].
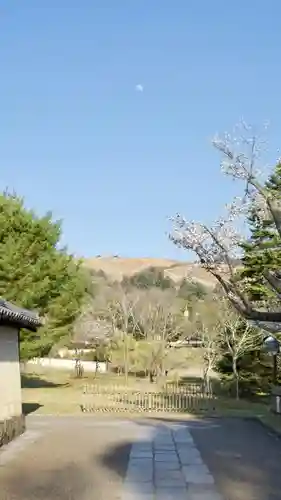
[238, 161, 281, 301]
[0, 192, 89, 359]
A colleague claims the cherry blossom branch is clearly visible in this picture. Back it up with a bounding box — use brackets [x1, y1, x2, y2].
[169, 120, 281, 326]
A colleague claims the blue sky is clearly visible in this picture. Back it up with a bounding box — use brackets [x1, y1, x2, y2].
[0, 1, 281, 259]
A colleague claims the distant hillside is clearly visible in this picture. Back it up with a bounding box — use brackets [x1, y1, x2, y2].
[83, 256, 218, 288]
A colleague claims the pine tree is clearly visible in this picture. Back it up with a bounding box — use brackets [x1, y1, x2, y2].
[238, 161, 281, 301]
[0, 192, 89, 359]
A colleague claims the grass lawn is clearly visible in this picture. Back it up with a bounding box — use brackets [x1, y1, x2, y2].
[21, 366, 281, 436]
[21, 366, 164, 415]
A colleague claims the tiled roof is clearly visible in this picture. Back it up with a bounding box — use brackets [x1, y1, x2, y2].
[0, 299, 42, 331]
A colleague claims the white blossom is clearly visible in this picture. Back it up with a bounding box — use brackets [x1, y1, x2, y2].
[169, 121, 281, 324]
[169, 196, 246, 270]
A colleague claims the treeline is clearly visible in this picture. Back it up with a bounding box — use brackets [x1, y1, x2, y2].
[121, 266, 207, 300]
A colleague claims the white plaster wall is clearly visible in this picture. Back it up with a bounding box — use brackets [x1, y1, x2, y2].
[28, 358, 108, 373]
[0, 326, 22, 420]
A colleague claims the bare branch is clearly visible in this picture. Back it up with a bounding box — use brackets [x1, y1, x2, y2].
[170, 121, 281, 325]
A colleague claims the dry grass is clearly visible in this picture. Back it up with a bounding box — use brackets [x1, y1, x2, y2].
[22, 367, 122, 415]
[164, 263, 218, 287]
[21, 366, 171, 415]
[210, 397, 281, 436]
[83, 257, 217, 287]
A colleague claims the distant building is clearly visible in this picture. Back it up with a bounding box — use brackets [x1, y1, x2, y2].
[0, 299, 42, 447]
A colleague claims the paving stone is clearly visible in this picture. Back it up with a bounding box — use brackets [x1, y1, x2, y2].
[178, 448, 201, 464]
[155, 460, 181, 471]
[154, 446, 176, 452]
[182, 464, 215, 485]
[154, 443, 175, 448]
[186, 484, 223, 500]
[130, 451, 153, 459]
[176, 441, 197, 450]
[122, 493, 154, 500]
[154, 453, 179, 462]
[154, 441, 174, 448]
[154, 437, 174, 442]
[154, 439, 173, 443]
[126, 468, 153, 482]
[128, 457, 153, 466]
[183, 463, 210, 474]
[127, 461, 153, 470]
[155, 477, 186, 488]
[173, 428, 193, 435]
[132, 441, 152, 450]
[127, 460, 153, 471]
[174, 434, 195, 444]
[154, 432, 173, 438]
[155, 469, 184, 481]
[177, 448, 200, 457]
[179, 454, 203, 466]
[123, 481, 154, 493]
[155, 430, 173, 437]
[155, 486, 189, 500]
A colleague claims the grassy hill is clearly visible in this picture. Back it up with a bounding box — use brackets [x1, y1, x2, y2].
[83, 256, 217, 288]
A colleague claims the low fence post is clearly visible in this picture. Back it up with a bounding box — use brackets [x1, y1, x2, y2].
[80, 382, 216, 413]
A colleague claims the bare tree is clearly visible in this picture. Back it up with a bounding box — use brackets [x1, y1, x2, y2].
[219, 306, 263, 399]
[97, 285, 140, 382]
[170, 121, 281, 328]
[189, 298, 221, 393]
[110, 332, 138, 379]
[74, 304, 112, 345]
[201, 329, 218, 394]
[73, 298, 113, 375]
[134, 289, 185, 382]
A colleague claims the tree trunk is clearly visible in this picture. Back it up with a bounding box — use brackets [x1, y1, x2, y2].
[124, 338, 128, 384]
[233, 358, 239, 400]
[149, 369, 156, 383]
[203, 366, 211, 394]
[160, 341, 165, 376]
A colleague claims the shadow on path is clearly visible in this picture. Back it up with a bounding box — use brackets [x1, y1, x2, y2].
[22, 402, 43, 415]
[21, 374, 68, 389]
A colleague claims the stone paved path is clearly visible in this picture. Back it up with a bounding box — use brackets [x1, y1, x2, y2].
[122, 423, 222, 500]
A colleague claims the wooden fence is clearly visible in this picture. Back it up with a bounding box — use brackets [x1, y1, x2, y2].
[81, 383, 216, 413]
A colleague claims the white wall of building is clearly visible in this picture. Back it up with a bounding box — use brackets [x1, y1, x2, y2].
[0, 326, 22, 420]
[57, 348, 93, 358]
[28, 357, 107, 373]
